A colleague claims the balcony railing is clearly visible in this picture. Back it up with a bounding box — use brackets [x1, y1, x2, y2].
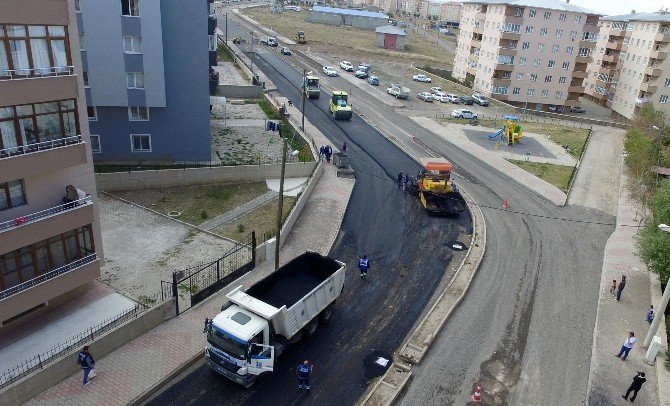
[0, 66, 75, 81]
[0, 196, 92, 233]
[0, 135, 82, 159]
[0, 253, 97, 300]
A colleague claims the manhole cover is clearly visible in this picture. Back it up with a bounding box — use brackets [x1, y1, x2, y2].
[448, 241, 467, 251]
[167, 211, 181, 217]
[363, 350, 393, 379]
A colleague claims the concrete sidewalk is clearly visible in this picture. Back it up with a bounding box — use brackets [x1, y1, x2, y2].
[25, 144, 354, 405]
[587, 168, 670, 406]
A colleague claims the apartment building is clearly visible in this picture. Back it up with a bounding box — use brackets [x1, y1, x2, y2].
[453, 0, 601, 112]
[440, 2, 464, 22]
[0, 0, 103, 330]
[76, 0, 214, 163]
[584, 11, 670, 120]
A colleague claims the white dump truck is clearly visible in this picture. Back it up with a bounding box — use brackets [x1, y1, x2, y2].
[387, 83, 411, 99]
[204, 251, 346, 387]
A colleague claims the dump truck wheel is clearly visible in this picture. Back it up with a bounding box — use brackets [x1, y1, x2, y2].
[320, 305, 334, 324]
[303, 318, 319, 337]
[289, 330, 303, 344]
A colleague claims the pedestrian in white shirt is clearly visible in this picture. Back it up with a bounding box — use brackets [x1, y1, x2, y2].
[615, 331, 637, 361]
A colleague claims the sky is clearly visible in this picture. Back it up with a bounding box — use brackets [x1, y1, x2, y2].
[569, 0, 665, 15]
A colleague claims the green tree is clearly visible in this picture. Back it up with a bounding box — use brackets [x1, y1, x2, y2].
[638, 179, 670, 284]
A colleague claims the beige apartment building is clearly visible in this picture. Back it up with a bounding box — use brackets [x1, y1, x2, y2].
[584, 11, 670, 120]
[0, 0, 102, 331]
[440, 1, 464, 22]
[453, 0, 601, 112]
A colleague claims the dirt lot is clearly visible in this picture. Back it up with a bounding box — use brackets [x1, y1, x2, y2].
[214, 196, 296, 240]
[113, 182, 269, 226]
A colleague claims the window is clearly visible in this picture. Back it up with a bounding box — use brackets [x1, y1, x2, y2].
[529, 10, 536, 17]
[566, 46, 574, 55]
[559, 13, 567, 22]
[537, 43, 545, 52]
[665, 78, 670, 87]
[544, 75, 552, 82]
[75, 0, 81, 12]
[526, 26, 534, 34]
[514, 8, 522, 17]
[90, 135, 101, 153]
[534, 58, 541, 67]
[562, 62, 570, 70]
[0, 180, 26, 211]
[513, 87, 520, 95]
[556, 29, 563, 38]
[574, 15, 582, 23]
[0, 99, 78, 153]
[0, 24, 71, 77]
[541, 28, 548, 36]
[522, 42, 530, 50]
[555, 91, 564, 99]
[527, 88, 535, 96]
[552, 45, 559, 53]
[542, 90, 549, 98]
[544, 11, 551, 19]
[87, 106, 97, 121]
[82, 70, 89, 87]
[131, 134, 151, 152]
[519, 57, 526, 65]
[208, 35, 217, 52]
[78, 33, 85, 51]
[123, 36, 142, 53]
[548, 60, 555, 68]
[128, 106, 149, 121]
[121, 0, 140, 16]
[126, 72, 144, 89]
[516, 72, 524, 80]
[661, 95, 669, 104]
[559, 76, 566, 84]
[530, 74, 537, 81]
[570, 31, 577, 40]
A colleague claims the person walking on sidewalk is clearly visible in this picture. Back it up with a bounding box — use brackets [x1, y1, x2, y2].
[616, 275, 626, 301]
[615, 332, 637, 361]
[342, 142, 347, 153]
[646, 305, 654, 324]
[609, 279, 617, 296]
[397, 172, 404, 189]
[297, 360, 313, 394]
[622, 371, 646, 402]
[319, 146, 325, 162]
[359, 255, 370, 280]
[78, 345, 96, 385]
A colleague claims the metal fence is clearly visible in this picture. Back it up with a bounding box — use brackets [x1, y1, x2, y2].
[437, 111, 597, 130]
[0, 281, 172, 390]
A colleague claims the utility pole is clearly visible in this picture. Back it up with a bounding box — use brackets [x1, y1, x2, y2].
[225, 13, 228, 45]
[301, 68, 306, 131]
[274, 138, 287, 270]
[250, 31, 255, 79]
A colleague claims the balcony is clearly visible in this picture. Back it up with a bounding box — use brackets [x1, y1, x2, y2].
[494, 63, 515, 71]
[641, 81, 658, 93]
[0, 136, 87, 183]
[655, 30, 670, 42]
[501, 31, 521, 40]
[572, 70, 588, 79]
[650, 49, 668, 60]
[599, 65, 615, 75]
[473, 24, 484, 34]
[0, 66, 75, 81]
[498, 47, 517, 56]
[0, 254, 99, 322]
[603, 54, 616, 63]
[606, 41, 623, 51]
[0, 196, 94, 253]
[0, 69, 78, 106]
[646, 66, 663, 76]
[569, 85, 585, 93]
[575, 55, 592, 64]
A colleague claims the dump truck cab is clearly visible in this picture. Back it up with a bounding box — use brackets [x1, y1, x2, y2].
[303, 74, 320, 99]
[296, 30, 306, 44]
[329, 91, 353, 120]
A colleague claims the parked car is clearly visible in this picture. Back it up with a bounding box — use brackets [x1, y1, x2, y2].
[367, 75, 380, 86]
[418, 92, 435, 102]
[432, 90, 447, 98]
[355, 68, 369, 79]
[570, 106, 586, 113]
[459, 96, 474, 105]
[451, 109, 478, 119]
[435, 94, 451, 103]
[284, 5, 301, 11]
[445, 94, 460, 104]
[472, 94, 489, 106]
[280, 47, 292, 55]
[322, 66, 338, 77]
[430, 86, 444, 94]
[340, 61, 354, 71]
[413, 74, 432, 83]
[260, 37, 278, 47]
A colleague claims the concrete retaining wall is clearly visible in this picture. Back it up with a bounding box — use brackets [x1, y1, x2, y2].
[279, 162, 323, 248]
[2, 299, 175, 406]
[95, 162, 317, 191]
[216, 84, 263, 98]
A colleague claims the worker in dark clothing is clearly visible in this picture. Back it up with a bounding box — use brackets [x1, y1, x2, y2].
[359, 255, 370, 280]
[342, 142, 347, 153]
[397, 172, 404, 189]
[297, 360, 313, 394]
[623, 372, 646, 402]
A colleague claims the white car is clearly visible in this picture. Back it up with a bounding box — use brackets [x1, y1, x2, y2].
[430, 86, 444, 94]
[435, 94, 451, 103]
[340, 60, 354, 71]
[284, 5, 301, 11]
[323, 66, 338, 77]
[412, 74, 432, 83]
[451, 109, 477, 119]
[432, 90, 447, 98]
[445, 94, 460, 103]
[418, 92, 435, 102]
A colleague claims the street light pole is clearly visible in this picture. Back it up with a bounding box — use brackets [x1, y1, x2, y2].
[225, 13, 228, 45]
[301, 68, 306, 131]
[274, 138, 287, 270]
[645, 223, 670, 346]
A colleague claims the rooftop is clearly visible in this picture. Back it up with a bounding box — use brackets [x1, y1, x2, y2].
[602, 11, 670, 22]
[463, 0, 601, 15]
[311, 5, 389, 18]
[375, 25, 408, 36]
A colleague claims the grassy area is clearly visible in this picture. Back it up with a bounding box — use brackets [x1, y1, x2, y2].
[507, 160, 574, 192]
[218, 43, 234, 62]
[113, 182, 269, 225]
[242, 7, 454, 68]
[251, 98, 281, 119]
[216, 196, 296, 241]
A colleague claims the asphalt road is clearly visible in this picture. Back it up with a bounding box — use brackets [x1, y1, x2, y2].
[147, 18, 470, 406]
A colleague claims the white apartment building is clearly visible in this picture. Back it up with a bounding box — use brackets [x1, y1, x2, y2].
[454, 0, 602, 112]
[440, 1, 464, 22]
[585, 11, 670, 120]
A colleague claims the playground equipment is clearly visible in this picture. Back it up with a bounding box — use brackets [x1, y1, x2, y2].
[489, 115, 523, 146]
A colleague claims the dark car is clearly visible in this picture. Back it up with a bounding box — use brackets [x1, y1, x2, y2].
[459, 96, 474, 105]
[570, 106, 586, 113]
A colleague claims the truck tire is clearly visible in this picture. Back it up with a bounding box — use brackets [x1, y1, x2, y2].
[320, 305, 334, 324]
[289, 330, 303, 344]
[303, 318, 319, 337]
